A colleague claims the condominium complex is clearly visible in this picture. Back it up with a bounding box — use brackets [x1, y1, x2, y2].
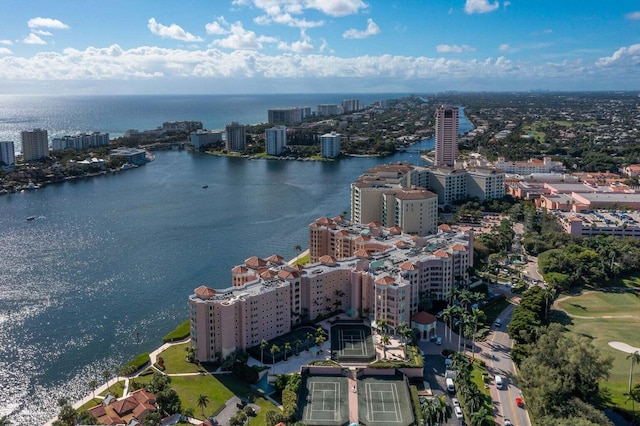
[317, 104, 339, 117]
[320, 132, 341, 158]
[434, 105, 458, 167]
[0, 141, 15, 166]
[189, 219, 473, 361]
[267, 107, 311, 125]
[190, 130, 223, 150]
[162, 121, 203, 133]
[341, 99, 361, 113]
[494, 157, 566, 175]
[225, 122, 246, 152]
[265, 126, 287, 156]
[350, 163, 506, 222]
[21, 129, 49, 162]
[51, 132, 110, 151]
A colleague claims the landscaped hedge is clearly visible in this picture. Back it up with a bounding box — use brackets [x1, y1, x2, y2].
[126, 353, 150, 371]
[162, 320, 191, 343]
[410, 385, 423, 426]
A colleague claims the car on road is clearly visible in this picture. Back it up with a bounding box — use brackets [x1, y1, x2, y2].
[516, 396, 525, 408]
[435, 336, 442, 345]
[451, 397, 459, 407]
[454, 406, 463, 419]
[494, 318, 502, 327]
[504, 420, 512, 426]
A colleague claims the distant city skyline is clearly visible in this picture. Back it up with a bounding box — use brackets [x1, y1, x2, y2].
[0, 0, 638, 95]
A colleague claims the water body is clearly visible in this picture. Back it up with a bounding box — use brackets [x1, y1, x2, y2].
[0, 95, 471, 423]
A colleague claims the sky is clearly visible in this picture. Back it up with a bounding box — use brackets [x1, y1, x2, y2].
[0, 0, 638, 95]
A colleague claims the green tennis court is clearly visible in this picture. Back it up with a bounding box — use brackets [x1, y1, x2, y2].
[331, 323, 376, 363]
[357, 376, 414, 426]
[300, 375, 350, 426]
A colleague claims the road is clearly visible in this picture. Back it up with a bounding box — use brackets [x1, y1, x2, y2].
[476, 303, 531, 426]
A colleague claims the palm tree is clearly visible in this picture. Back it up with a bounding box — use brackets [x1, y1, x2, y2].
[467, 308, 486, 360]
[260, 339, 268, 366]
[283, 342, 291, 361]
[315, 327, 327, 347]
[102, 369, 112, 391]
[433, 394, 453, 424]
[269, 344, 280, 374]
[197, 394, 209, 417]
[397, 322, 412, 356]
[294, 244, 302, 260]
[377, 318, 388, 336]
[380, 334, 391, 359]
[88, 379, 98, 401]
[627, 351, 640, 394]
[295, 339, 302, 356]
[306, 332, 314, 347]
[184, 345, 197, 363]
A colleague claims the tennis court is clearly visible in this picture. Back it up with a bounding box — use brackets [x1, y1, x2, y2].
[357, 376, 414, 426]
[331, 323, 376, 363]
[300, 375, 350, 426]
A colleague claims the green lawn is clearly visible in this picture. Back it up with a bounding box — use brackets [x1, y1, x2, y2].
[558, 291, 640, 317]
[100, 380, 125, 398]
[170, 375, 234, 419]
[556, 291, 640, 417]
[157, 342, 205, 374]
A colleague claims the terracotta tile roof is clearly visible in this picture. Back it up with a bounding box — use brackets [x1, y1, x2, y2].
[316, 217, 333, 225]
[451, 243, 467, 251]
[267, 254, 284, 264]
[278, 269, 301, 279]
[354, 249, 371, 259]
[395, 241, 410, 249]
[375, 275, 396, 285]
[399, 261, 417, 270]
[411, 311, 437, 324]
[260, 269, 278, 279]
[355, 235, 371, 242]
[438, 224, 453, 232]
[319, 255, 337, 266]
[231, 265, 249, 274]
[389, 226, 403, 235]
[367, 221, 382, 227]
[194, 285, 216, 299]
[112, 397, 138, 416]
[434, 250, 450, 258]
[130, 389, 156, 405]
[244, 256, 267, 269]
[335, 230, 349, 236]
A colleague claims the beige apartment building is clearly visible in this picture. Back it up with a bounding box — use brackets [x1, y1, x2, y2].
[189, 219, 474, 362]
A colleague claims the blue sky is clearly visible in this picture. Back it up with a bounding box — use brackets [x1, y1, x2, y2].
[0, 0, 638, 94]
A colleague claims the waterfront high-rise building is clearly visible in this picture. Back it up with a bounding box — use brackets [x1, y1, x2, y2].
[435, 105, 458, 167]
[21, 129, 49, 162]
[320, 132, 341, 158]
[51, 132, 110, 151]
[190, 130, 223, 150]
[189, 219, 474, 361]
[317, 104, 339, 117]
[265, 126, 287, 156]
[0, 141, 15, 166]
[267, 107, 311, 125]
[341, 99, 361, 113]
[225, 122, 246, 152]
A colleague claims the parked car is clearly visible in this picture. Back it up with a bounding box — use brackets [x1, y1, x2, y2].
[454, 406, 464, 419]
[451, 397, 460, 407]
[436, 337, 442, 345]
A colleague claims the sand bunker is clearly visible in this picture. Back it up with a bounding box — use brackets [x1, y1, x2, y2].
[608, 341, 640, 354]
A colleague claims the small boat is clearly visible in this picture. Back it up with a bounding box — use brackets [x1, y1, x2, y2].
[26, 216, 36, 221]
[202, 185, 208, 189]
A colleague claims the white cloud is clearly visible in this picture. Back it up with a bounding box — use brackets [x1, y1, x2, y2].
[23, 33, 47, 45]
[343, 19, 380, 39]
[305, 0, 368, 16]
[0, 47, 12, 55]
[0, 40, 13, 45]
[278, 30, 314, 52]
[27, 17, 69, 30]
[148, 18, 203, 42]
[318, 38, 330, 53]
[33, 29, 53, 36]
[437, 44, 476, 53]
[213, 22, 276, 49]
[205, 17, 230, 35]
[499, 43, 511, 52]
[464, 0, 500, 14]
[596, 43, 640, 67]
[626, 11, 640, 20]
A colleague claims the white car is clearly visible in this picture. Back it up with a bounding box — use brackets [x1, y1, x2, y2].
[504, 420, 512, 426]
[451, 397, 460, 407]
[435, 336, 442, 345]
[454, 406, 463, 419]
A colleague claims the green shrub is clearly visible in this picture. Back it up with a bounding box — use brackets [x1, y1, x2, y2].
[232, 362, 259, 384]
[162, 320, 191, 343]
[410, 385, 423, 425]
[126, 353, 150, 371]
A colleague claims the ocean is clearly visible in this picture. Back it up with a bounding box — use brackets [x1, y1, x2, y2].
[0, 94, 471, 424]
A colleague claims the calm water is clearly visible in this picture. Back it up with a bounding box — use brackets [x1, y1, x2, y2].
[0, 95, 471, 424]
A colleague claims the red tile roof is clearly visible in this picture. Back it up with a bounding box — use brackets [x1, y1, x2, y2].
[194, 285, 216, 299]
[411, 311, 437, 324]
